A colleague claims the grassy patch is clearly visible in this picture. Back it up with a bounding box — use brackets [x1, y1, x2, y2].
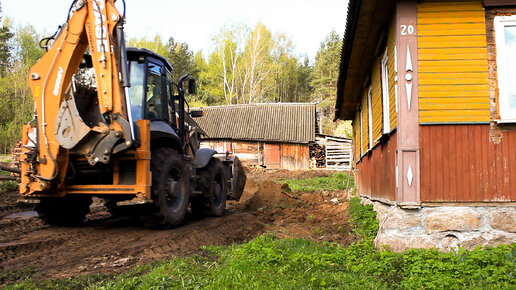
[5, 195, 516, 289]
[278, 172, 354, 192]
[7, 236, 514, 289]
[348, 197, 379, 241]
[0, 154, 12, 163]
[0, 181, 18, 193]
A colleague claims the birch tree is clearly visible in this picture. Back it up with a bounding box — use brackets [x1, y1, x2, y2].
[241, 23, 274, 103]
[212, 24, 247, 105]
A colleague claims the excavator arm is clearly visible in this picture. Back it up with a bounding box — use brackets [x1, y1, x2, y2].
[23, 0, 134, 194]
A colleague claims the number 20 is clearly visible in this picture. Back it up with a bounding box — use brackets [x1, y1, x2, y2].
[400, 25, 415, 35]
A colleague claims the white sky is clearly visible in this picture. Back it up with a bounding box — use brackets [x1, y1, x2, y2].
[3, 0, 349, 61]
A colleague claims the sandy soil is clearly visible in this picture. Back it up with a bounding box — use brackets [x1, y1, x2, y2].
[0, 169, 355, 285]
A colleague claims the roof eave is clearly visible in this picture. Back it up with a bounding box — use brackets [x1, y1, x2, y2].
[335, 0, 362, 121]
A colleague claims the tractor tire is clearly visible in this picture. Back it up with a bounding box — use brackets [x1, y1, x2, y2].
[36, 196, 92, 226]
[191, 158, 228, 217]
[141, 147, 190, 229]
[229, 156, 246, 201]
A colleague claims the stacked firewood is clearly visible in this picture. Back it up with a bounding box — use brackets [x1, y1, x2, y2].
[10, 141, 22, 170]
[0, 141, 23, 181]
[309, 144, 326, 168]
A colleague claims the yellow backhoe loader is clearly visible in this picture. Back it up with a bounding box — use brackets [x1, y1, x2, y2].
[18, 0, 245, 228]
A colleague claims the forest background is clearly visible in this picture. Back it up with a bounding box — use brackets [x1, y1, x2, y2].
[0, 3, 350, 154]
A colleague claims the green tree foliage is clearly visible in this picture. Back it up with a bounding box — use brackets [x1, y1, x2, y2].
[309, 30, 351, 137]
[0, 10, 351, 153]
[164, 37, 198, 81]
[310, 30, 341, 104]
[0, 4, 13, 73]
[0, 20, 43, 153]
[128, 35, 168, 56]
[200, 23, 314, 105]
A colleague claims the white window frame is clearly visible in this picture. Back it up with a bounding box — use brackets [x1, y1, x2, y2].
[367, 86, 373, 149]
[359, 107, 363, 156]
[494, 15, 516, 122]
[381, 49, 391, 134]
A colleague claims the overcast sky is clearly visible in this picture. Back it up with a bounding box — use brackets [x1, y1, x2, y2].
[3, 0, 348, 61]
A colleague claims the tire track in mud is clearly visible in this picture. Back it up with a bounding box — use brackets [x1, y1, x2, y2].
[0, 210, 264, 279]
[0, 227, 92, 268]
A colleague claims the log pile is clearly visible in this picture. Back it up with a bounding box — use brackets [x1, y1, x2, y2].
[309, 143, 326, 168]
[10, 140, 22, 170]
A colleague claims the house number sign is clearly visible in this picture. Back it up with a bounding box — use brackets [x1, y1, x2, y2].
[400, 24, 415, 35]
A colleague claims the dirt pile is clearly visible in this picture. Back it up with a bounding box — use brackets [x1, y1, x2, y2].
[240, 180, 298, 211]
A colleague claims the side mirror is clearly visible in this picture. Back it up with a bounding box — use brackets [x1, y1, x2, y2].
[190, 110, 204, 118]
[188, 78, 196, 95]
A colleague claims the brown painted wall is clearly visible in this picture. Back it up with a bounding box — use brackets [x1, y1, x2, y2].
[201, 140, 260, 166]
[355, 132, 397, 201]
[281, 143, 310, 170]
[201, 140, 310, 170]
[420, 124, 516, 202]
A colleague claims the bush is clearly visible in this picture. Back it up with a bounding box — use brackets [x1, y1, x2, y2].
[348, 197, 379, 241]
[279, 172, 354, 192]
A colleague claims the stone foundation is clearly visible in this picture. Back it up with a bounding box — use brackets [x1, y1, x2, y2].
[362, 198, 516, 252]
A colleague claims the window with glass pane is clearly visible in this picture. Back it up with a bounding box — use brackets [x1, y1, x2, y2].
[129, 61, 145, 120]
[495, 15, 516, 122]
[166, 70, 177, 127]
[146, 63, 165, 120]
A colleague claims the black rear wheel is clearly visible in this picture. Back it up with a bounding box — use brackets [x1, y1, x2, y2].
[36, 196, 92, 226]
[191, 158, 228, 217]
[141, 147, 190, 229]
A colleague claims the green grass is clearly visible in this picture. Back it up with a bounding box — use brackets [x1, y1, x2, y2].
[349, 197, 379, 242]
[278, 172, 354, 192]
[8, 237, 515, 289]
[0, 181, 18, 193]
[0, 154, 12, 163]
[4, 200, 516, 289]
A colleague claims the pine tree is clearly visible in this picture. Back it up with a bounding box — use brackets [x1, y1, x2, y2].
[0, 2, 13, 74]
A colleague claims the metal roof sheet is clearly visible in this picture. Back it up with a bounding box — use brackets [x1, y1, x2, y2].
[194, 103, 316, 144]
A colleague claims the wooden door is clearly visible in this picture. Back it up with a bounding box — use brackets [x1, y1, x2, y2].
[264, 143, 281, 169]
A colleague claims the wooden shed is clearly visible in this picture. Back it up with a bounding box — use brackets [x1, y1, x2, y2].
[336, 0, 516, 251]
[195, 103, 316, 170]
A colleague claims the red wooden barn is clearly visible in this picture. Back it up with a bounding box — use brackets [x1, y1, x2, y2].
[195, 103, 316, 170]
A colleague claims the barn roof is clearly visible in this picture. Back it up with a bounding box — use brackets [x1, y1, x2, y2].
[194, 103, 316, 144]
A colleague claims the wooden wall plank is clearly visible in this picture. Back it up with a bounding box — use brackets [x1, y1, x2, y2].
[371, 59, 383, 144]
[421, 126, 431, 200]
[387, 17, 397, 132]
[361, 90, 369, 153]
[355, 132, 397, 201]
[420, 124, 516, 202]
[417, 0, 490, 124]
[419, 48, 488, 60]
[509, 131, 516, 198]
[419, 60, 488, 73]
[419, 102, 490, 110]
[419, 1, 483, 12]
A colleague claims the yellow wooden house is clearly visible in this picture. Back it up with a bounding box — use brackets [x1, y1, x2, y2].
[336, 0, 516, 251]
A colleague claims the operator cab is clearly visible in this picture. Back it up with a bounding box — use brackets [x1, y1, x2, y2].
[126, 48, 177, 128]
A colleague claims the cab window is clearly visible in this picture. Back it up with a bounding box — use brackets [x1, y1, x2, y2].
[129, 61, 145, 121]
[166, 70, 177, 127]
[146, 63, 165, 120]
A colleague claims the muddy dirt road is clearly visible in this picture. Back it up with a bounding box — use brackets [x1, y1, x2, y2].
[0, 169, 354, 285]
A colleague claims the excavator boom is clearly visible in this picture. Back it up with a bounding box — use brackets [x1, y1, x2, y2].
[22, 0, 134, 194]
